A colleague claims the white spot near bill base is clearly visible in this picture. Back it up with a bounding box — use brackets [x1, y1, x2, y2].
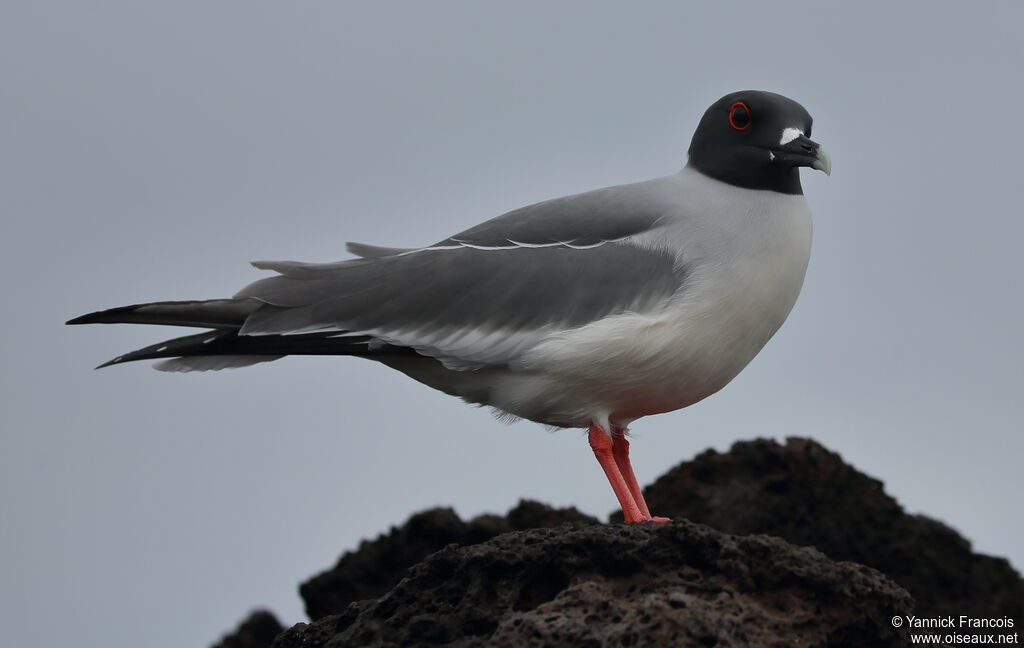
[779, 127, 803, 146]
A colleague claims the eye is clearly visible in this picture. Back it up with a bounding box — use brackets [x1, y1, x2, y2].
[728, 102, 752, 130]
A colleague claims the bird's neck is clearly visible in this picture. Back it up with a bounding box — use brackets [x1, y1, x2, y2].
[685, 156, 804, 196]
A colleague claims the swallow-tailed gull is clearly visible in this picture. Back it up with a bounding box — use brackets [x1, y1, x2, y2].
[68, 90, 830, 523]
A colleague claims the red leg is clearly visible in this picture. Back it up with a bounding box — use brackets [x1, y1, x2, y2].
[611, 427, 671, 523]
[588, 424, 646, 523]
[610, 430, 650, 517]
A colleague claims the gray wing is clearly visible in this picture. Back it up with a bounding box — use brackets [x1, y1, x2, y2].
[345, 178, 674, 257]
[436, 181, 672, 248]
[237, 180, 685, 369]
[344, 242, 414, 258]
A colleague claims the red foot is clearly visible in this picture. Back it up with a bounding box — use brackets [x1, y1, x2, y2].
[627, 514, 672, 524]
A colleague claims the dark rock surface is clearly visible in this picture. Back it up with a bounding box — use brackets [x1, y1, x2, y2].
[211, 610, 284, 648]
[275, 521, 912, 648]
[209, 437, 1022, 647]
[624, 437, 1024, 621]
[301, 500, 598, 620]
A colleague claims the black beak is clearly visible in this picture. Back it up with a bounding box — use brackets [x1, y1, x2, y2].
[772, 134, 831, 176]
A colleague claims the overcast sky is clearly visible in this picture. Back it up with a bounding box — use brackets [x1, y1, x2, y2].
[2, 3, 1022, 647]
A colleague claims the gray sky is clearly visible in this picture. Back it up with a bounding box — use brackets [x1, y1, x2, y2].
[3, 3, 1022, 647]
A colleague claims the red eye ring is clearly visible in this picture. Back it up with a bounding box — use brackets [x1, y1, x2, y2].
[728, 101, 752, 131]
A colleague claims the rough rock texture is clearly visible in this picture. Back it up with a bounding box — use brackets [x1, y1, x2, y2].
[211, 610, 284, 648]
[274, 521, 912, 648]
[210, 437, 1022, 647]
[623, 437, 1024, 621]
[301, 500, 598, 619]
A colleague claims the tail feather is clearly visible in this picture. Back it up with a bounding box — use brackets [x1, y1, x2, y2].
[153, 355, 282, 372]
[67, 299, 259, 329]
[70, 298, 424, 371]
[96, 329, 422, 370]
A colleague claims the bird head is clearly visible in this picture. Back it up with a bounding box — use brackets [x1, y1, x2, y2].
[687, 90, 831, 195]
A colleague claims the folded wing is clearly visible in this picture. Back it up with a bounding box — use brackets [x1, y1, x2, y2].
[71, 178, 688, 371]
[238, 181, 685, 369]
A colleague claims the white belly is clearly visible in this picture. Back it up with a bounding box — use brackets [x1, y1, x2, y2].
[493, 185, 813, 427]
[384, 175, 813, 429]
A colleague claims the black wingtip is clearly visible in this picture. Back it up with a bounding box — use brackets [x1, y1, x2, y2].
[66, 306, 130, 325]
[66, 305, 138, 325]
[65, 299, 256, 328]
[94, 351, 134, 369]
[66, 313, 98, 325]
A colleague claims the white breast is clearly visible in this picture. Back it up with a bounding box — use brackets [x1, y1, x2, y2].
[503, 169, 813, 427]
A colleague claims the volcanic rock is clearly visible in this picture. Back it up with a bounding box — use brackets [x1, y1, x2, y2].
[211, 610, 284, 648]
[626, 437, 1023, 620]
[300, 500, 598, 620]
[208, 437, 1022, 647]
[275, 521, 912, 647]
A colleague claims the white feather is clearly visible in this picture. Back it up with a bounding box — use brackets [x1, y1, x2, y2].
[376, 168, 813, 429]
[779, 127, 803, 146]
[153, 355, 282, 372]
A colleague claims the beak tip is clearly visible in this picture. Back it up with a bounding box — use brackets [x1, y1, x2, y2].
[812, 145, 832, 176]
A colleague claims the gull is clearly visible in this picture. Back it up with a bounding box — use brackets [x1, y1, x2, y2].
[68, 90, 830, 523]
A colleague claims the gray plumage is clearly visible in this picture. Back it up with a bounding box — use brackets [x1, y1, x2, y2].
[231, 177, 687, 370]
[67, 90, 829, 431]
[67, 90, 830, 525]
